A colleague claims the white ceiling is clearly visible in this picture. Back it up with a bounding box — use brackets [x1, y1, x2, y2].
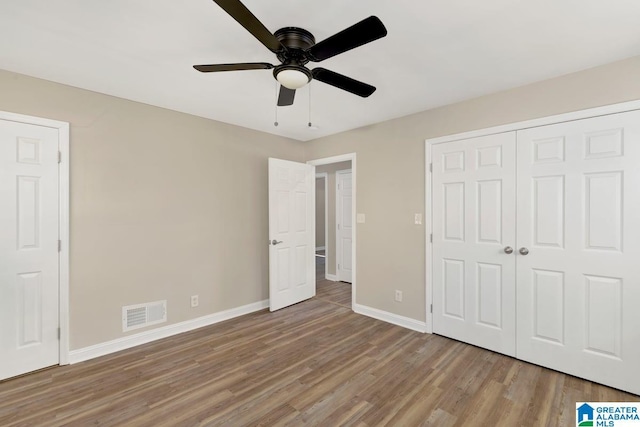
[1, 1, 640, 141]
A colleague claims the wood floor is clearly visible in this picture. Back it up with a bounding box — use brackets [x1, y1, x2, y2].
[2, 296, 637, 426]
[316, 279, 351, 309]
[315, 255, 352, 308]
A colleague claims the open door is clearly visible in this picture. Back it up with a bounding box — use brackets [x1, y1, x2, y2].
[0, 119, 61, 380]
[269, 158, 315, 311]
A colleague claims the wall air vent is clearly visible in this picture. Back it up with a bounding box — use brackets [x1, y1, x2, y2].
[122, 300, 167, 332]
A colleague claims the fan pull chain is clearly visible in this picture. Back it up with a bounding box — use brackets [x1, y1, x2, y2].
[308, 83, 312, 128]
[274, 82, 279, 127]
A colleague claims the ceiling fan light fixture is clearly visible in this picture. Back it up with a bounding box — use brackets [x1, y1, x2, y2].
[275, 67, 311, 90]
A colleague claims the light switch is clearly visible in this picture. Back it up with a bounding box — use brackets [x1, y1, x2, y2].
[356, 213, 366, 223]
[414, 213, 422, 225]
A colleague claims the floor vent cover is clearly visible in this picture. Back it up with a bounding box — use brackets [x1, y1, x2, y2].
[122, 300, 167, 332]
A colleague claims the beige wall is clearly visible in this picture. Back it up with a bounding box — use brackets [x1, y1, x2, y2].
[0, 69, 304, 349]
[304, 55, 640, 322]
[315, 177, 325, 248]
[3, 54, 640, 350]
[315, 161, 352, 276]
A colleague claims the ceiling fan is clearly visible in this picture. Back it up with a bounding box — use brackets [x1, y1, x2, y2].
[193, 0, 388, 106]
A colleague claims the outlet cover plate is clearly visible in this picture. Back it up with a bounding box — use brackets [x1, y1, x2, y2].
[395, 290, 403, 302]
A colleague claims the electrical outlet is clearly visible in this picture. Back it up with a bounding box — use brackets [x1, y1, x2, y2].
[395, 290, 403, 302]
[191, 295, 199, 308]
[414, 213, 422, 225]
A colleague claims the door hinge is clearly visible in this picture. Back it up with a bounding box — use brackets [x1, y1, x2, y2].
[337, 224, 340, 230]
[429, 163, 433, 173]
[338, 183, 340, 190]
[430, 233, 433, 243]
[58, 327, 61, 339]
[58, 151, 62, 163]
[430, 304, 433, 314]
[58, 240, 61, 252]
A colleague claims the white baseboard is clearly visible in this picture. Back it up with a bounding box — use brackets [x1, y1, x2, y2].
[354, 303, 427, 333]
[68, 300, 269, 364]
[325, 274, 338, 281]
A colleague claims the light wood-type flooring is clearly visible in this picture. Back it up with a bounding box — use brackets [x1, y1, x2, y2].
[1, 281, 637, 426]
[316, 279, 351, 309]
[316, 254, 352, 308]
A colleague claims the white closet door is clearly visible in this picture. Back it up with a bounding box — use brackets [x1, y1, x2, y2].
[432, 132, 517, 356]
[516, 110, 640, 395]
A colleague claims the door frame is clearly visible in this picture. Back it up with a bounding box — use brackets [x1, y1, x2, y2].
[335, 168, 352, 283]
[1, 110, 70, 365]
[307, 154, 356, 309]
[315, 172, 328, 279]
[425, 98, 640, 335]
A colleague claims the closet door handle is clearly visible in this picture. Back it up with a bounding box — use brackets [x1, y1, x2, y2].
[504, 246, 514, 254]
[519, 247, 529, 256]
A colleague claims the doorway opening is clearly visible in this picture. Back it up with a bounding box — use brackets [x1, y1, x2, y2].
[308, 154, 356, 309]
[315, 172, 328, 281]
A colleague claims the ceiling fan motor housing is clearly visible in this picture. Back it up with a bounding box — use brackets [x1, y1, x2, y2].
[273, 27, 316, 87]
[275, 27, 316, 62]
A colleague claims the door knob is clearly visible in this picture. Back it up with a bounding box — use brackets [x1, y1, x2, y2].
[504, 246, 514, 254]
[271, 239, 283, 245]
[519, 247, 529, 255]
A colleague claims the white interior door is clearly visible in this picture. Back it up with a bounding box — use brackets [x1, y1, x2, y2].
[432, 133, 517, 356]
[268, 158, 315, 311]
[0, 119, 60, 380]
[336, 170, 352, 283]
[516, 110, 640, 395]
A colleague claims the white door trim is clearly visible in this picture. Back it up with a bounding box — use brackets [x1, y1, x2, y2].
[307, 153, 356, 309]
[427, 99, 640, 146]
[425, 98, 640, 336]
[315, 173, 328, 279]
[425, 146, 433, 334]
[0, 110, 70, 365]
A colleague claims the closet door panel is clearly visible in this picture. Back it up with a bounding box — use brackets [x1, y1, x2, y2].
[432, 132, 517, 356]
[516, 110, 640, 395]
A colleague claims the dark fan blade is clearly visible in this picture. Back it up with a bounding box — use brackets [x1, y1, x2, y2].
[193, 62, 274, 72]
[277, 85, 296, 106]
[306, 16, 387, 62]
[212, 0, 284, 53]
[312, 68, 376, 97]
